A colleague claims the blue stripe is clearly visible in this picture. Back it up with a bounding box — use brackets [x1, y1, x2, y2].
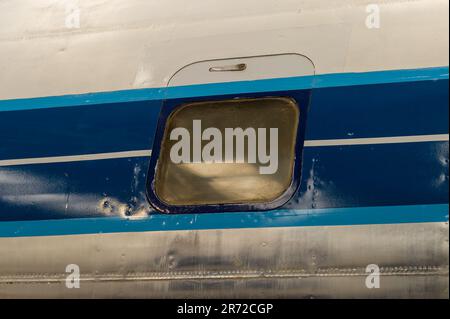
[0, 141, 447, 222]
[0, 66, 448, 112]
[313, 66, 449, 88]
[1, 78, 447, 160]
[0, 204, 447, 238]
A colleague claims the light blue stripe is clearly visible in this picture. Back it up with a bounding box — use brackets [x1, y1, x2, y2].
[0, 204, 447, 238]
[164, 75, 314, 99]
[0, 66, 448, 112]
[313, 66, 449, 88]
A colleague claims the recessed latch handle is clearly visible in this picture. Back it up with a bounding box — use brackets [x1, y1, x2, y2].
[209, 63, 247, 72]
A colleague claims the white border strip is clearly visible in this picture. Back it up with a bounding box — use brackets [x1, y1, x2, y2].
[0, 134, 448, 167]
[304, 134, 449, 147]
[0, 150, 152, 167]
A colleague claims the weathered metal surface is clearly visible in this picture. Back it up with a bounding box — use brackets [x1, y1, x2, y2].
[0, 0, 448, 299]
[0, 222, 448, 298]
[1, 0, 448, 100]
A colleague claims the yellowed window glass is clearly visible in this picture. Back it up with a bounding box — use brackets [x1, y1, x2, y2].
[155, 97, 299, 206]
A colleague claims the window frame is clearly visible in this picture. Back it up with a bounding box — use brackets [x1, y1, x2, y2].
[146, 90, 311, 214]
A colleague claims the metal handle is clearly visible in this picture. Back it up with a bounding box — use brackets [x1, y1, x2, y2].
[209, 63, 247, 72]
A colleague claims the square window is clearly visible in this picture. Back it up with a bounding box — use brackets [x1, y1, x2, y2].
[153, 97, 300, 207]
